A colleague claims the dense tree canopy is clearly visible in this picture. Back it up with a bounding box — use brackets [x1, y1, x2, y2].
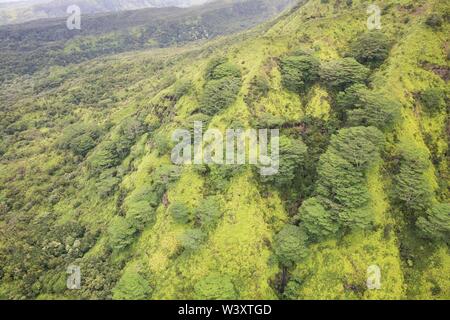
[273, 225, 309, 267]
[349, 31, 392, 68]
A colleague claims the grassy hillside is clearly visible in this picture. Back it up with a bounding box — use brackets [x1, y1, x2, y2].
[0, 0, 448, 300]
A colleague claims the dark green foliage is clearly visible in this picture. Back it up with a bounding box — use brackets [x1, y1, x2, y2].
[113, 271, 152, 300]
[78, 250, 123, 299]
[320, 58, 370, 90]
[336, 84, 401, 130]
[314, 127, 384, 231]
[205, 57, 228, 80]
[209, 62, 242, 80]
[425, 14, 443, 29]
[108, 217, 136, 251]
[88, 118, 145, 175]
[195, 197, 222, 229]
[273, 224, 309, 267]
[200, 77, 242, 116]
[418, 88, 447, 114]
[125, 201, 155, 232]
[178, 228, 207, 251]
[349, 31, 392, 68]
[251, 113, 288, 129]
[200, 58, 242, 116]
[194, 274, 237, 300]
[392, 144, 434, 213]
[244, 74, 271, 106]
[169, 202, 191, 224]
[58, 123, 102, 157]
[259, 136, 307, 188]
[326, 126, 384, 169]
[416, 203, 450, 243]
[298, 197, 338, 240]
[279, 52, 320, 93]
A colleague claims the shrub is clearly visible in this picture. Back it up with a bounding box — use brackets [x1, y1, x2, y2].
[280, 52, 320, 93]
[169, 202, 191, 224]
[320, 58, 370, 90]
[194, 274, 237, 299]
[349, 31, 392, 68]
[425, 14, 443, 29]
[273, 224, 309, 267]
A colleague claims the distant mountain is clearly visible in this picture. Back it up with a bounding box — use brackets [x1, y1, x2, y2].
[0, 0, 295, 81]
[0, 0, 212, 25]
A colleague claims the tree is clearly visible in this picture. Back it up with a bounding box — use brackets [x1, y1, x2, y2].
[169, 202, 191, 224]
[178, 228, 206, 251]
[320, 58, 370, 90]
[417, 203, 450, 243]
[425, 14, 443, 29]
[298, 197, 338, 240]
[393, 143, 434, 213]
[194, 274, 237, 300]
[349, 31, 391, 68]
[327, 126, 384, 169]
[273, 225, 309, 267]
[314, 127, 384, 231]
[280, 52, 320, 93]
[337, 84, 401, 130]
[113, 271, 151, 300]
[125, 201, 155, 231]
[418, 88, 447, 114]
[200, 77, 242, 116]
[194, 197, 222, 229]
[107, 216, 136, 250]
[259, 136, 307, 188]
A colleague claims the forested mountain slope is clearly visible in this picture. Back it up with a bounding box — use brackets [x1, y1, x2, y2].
[0, 0, 294, 81]
[0, 0, 448, 300]
[0, 0, 212, 26]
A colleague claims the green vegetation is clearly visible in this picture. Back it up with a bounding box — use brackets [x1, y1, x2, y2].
[279, 52, 320, 93]
[113, 271, 152, 300]
[320, 58, 370, 91]
[349, 31, 392, 68]
[417, 203, 450, 244]
[194, 274, 237, 300]
[273, 225, 309, 267]
[0, 0, 448, 301]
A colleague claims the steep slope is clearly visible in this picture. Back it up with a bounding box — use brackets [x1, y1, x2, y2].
[0, 0, 448, 300]
[0, 0, 294, 81]
[0, 0, 213, 25]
